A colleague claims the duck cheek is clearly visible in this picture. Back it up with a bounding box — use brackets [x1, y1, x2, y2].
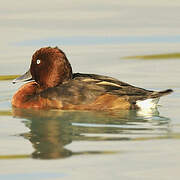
[37, 73, 50, 89]
[31, 68, 41, 85]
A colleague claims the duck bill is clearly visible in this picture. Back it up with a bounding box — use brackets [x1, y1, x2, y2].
[12, 70, 33, 84]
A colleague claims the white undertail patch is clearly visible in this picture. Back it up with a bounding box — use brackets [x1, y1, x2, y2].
[136, 98, 160, 116]
[136, 98, 159, 110]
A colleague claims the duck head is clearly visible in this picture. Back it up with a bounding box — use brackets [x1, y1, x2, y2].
[13, 47, 73, 89]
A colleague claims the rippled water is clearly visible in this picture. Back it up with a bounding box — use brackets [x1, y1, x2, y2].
[0, 0, 180, 180]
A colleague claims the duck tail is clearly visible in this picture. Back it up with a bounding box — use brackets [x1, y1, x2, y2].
[158, 89, 173, 96]
[150, 89, 173, 98]
[136, 89, 173, 110]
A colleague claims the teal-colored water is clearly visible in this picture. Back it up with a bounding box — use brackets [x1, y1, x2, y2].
[0, 0, 180, 179]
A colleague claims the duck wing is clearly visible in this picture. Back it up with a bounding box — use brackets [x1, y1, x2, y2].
[74, 73, 172, 99]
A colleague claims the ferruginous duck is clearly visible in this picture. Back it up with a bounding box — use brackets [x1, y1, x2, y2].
[12, 47, 173, 110]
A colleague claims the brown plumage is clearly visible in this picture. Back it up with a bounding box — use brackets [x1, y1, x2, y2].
[12, 47, 173, 110]
[31, 47, 72, 89]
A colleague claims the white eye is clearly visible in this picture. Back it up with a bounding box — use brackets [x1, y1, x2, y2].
[36, 59, 41, 64]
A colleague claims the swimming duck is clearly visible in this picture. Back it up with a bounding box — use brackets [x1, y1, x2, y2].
[12, 47, 173, 110]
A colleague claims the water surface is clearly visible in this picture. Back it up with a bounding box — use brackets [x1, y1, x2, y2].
[0, 0, 180, 180]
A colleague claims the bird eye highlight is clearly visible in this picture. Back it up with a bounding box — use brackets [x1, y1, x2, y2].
[36, 59, 41, 64]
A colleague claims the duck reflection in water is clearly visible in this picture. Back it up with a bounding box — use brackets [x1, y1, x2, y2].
[13, 108, 72, 159]
[12, 108, 170, 160]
